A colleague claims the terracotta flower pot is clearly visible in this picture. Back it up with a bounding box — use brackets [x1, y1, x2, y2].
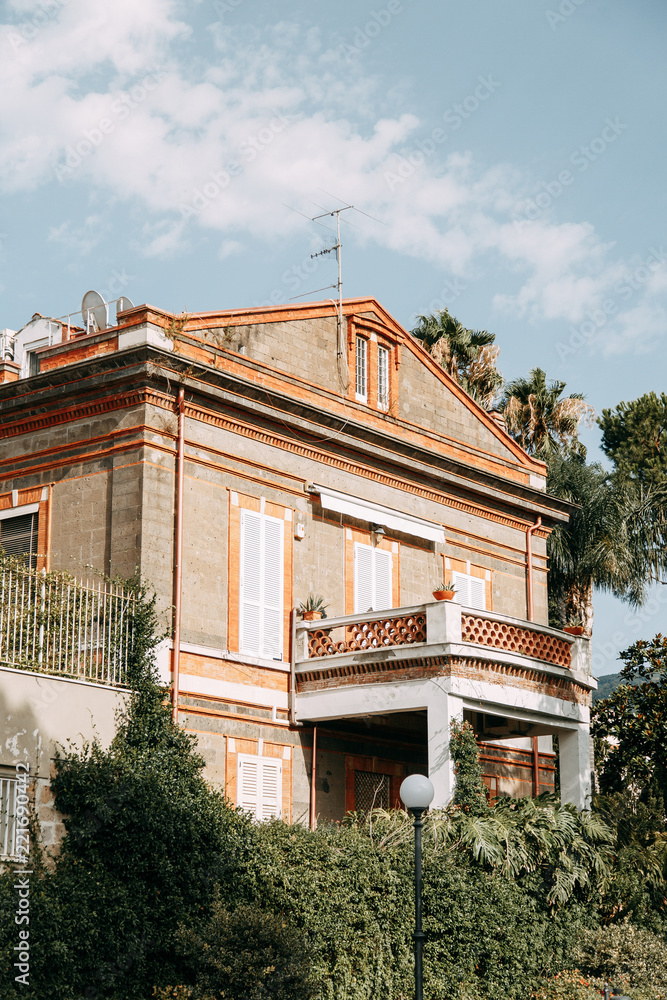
[563, 625, 584, 636]
[433, 590, 455, 601]
[302, 610, 323, 621]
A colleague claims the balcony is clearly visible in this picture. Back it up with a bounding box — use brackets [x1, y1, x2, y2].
[293, 601, 595, 810]
[294, 600, 590, 691]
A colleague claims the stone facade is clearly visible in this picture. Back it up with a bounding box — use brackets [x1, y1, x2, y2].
[0, 296, 593, 842]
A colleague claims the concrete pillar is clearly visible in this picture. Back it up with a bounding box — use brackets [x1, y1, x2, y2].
[426, 684, 463, 809]
[559, 724, 592, 810]
[426, 599, 462, 645]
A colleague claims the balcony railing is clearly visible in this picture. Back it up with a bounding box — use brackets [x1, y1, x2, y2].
[295, 601, 579, 673]
[0, 560, 134, 687]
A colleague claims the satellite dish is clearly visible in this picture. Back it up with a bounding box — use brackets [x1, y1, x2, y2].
[115, 296, 134, 321]
[81, 290, 108, 332]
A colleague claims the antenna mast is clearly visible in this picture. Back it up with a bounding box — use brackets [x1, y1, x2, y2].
[311, 205, 352, 359]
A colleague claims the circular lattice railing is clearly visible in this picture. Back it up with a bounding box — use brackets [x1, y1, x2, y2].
[461, 614, 571, 668]
[307, 613, 426, 658]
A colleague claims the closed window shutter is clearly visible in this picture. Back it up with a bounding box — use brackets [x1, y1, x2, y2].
[261, 517, 283, 659]
[373, 548, 393, 611]
[452, 571, 486, 611]
[240, 510, 262, 654]
[354, 543, 393, 613]
[237, 756, 260, 816]
[354, 543, 374, 613]
[469, 576, 486, 610]
[237, 755, 282, 821]
[240, 510, 284, 659]
[259, 759, 282, 820]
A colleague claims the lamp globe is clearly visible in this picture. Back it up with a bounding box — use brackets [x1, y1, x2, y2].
[400, 774, 435, 811]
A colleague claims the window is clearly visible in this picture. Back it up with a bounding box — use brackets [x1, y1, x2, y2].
[239, 509, 284, 659]
[27, 351, 39, 377]
[451, 570, 486, 610]
[354, 542, 392, 613]
[237, 754, 282, 821]
[377, 346, 389, 409]
[355, 336, 367, 401]
[0, 509, 39, 568]
[354, 771, 391, 812]
[0, 776, 18, 859]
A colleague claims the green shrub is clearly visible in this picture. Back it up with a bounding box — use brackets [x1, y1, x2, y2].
[574, 920, 667, 994]
[169, 898, 316, 1000]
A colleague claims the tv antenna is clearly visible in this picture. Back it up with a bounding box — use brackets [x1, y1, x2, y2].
[309, 203, 353, 360]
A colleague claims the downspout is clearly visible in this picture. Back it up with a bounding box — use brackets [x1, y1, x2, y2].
[172, 388, 185, 723]
[525, 516, 542, 623]
[532, 737, 540, 797]
[310, 724, 317, 831]
[45, 483, 53, 572]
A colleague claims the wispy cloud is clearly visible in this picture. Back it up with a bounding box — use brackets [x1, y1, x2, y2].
[1, 2, 665, 357]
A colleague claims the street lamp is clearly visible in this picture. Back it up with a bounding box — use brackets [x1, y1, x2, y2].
[400, 774, 435, 1000]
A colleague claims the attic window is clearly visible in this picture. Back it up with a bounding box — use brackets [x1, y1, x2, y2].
[355, 336, 367, 401]
[377, 346, 389, 409]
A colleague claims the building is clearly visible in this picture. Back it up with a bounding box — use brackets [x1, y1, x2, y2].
[0, 294, 595, 844]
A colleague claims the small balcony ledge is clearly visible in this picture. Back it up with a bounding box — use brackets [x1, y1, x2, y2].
[293, 601, 594, 692]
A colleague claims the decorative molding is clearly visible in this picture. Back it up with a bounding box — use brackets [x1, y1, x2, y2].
[0, 384, 554, 534]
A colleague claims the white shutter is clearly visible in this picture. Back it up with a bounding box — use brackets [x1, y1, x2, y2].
[261, 516, 283, 659]
[237, 755, 282, 821]
[237, 756, 260, 817]
[468, 576, 486, 610]
[452, 571, 486, 611]
[240, 510, 262, 653]
[259, 759, 282, 820]
[373, 548, 393, 611]
[354, 543, 393, 613]
[354, 543, 374, 613]
[240, 509, 284, 659]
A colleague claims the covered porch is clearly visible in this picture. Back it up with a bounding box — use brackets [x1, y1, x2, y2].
[292, 600, 595, 811]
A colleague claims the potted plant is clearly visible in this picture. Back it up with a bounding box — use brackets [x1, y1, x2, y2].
[433, 581, 456, 601]
[562, 617, 584, 636]
[298, 595, 328, 621]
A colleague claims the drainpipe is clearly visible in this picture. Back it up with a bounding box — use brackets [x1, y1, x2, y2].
[172, 388, 185, 723]
[525, 517, 542, 623]
[289, 607, 298, 726]
[310, 724, 318, 830]
[532, 736, 540, 797]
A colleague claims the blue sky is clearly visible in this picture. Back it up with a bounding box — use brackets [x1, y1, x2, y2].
[1, 0, 666, 675]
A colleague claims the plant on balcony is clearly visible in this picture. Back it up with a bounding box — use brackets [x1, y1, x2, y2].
[298, 595, 328, 621]
[433, 580, 456, 601]
[563, 617, 584, 636]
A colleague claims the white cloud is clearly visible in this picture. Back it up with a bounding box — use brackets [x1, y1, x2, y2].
[0, 3, 665, 356]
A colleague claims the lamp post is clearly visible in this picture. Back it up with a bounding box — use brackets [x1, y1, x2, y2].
[400, 774, 435, 1000]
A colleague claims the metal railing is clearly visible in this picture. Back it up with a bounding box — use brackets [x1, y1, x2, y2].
[0, 561, 134, 687]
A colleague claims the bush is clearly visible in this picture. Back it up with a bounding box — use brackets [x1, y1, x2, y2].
[167, 898, 316, 1000]
[574, 920, 667, 995]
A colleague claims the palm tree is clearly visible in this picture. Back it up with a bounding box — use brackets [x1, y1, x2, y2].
[500, 368, 595, 461]
[411, 309, 503, 410]
[547, 454, 667, 634]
